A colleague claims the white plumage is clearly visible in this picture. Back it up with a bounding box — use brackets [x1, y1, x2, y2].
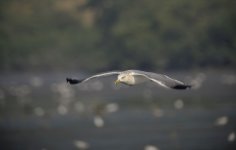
[66, 70, 191, 90]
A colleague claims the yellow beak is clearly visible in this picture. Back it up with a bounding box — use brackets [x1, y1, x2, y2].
[115, 79, 120, 85]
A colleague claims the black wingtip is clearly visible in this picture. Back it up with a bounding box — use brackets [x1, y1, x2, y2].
[66, 78, 82, 85]
[172, 84, 191, 90]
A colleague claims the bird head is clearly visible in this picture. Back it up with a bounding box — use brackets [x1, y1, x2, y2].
[115, 74, 129, 85]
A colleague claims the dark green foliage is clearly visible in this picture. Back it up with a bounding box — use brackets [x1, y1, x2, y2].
[0, 0, 235, 72]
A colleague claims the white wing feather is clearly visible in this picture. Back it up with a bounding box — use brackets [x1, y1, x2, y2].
[132, 70, 187, 89]
[81, 71, 121, 83]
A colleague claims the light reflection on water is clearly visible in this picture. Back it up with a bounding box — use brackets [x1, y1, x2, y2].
[0, 71, 236, 150]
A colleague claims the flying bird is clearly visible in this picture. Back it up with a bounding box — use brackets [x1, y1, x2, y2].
[66, 70, 191, 90]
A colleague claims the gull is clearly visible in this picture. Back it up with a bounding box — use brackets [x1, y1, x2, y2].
[66, 70, 191, 90]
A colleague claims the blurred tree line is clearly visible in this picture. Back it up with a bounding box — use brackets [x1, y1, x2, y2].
[0, 0, 235, 72]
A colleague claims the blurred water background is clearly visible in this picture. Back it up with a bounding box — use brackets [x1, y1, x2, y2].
[0, 0, 236, 150]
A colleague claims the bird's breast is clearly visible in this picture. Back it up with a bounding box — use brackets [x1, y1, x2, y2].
[123, 75, 135, 85]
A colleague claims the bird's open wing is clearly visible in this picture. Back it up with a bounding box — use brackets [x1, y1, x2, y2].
[67, 71, 121, 85]
[132, 70, 191, 89]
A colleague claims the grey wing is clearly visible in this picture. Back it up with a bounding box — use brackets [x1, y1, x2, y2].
[132, 70, 191, 89]
[82, 71, 120, 82]
[67, 71, 120, 85]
